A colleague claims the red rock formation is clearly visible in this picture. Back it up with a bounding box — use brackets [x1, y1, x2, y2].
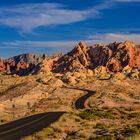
[38, 56, 60, 72]
[53, 41, 140, 73]
[0, 41, 140, 75]
[0, 58, 5, 71]
[0, 54, 46, 75]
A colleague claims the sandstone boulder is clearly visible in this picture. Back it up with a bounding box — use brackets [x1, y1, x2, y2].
[61, 72, 77, 85]
[130, 68, 140, 79]
[47, 78, 64, 87]
[113, 72, 126, 80]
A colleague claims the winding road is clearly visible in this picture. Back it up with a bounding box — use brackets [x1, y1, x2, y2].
[0, 87, 95, 140]
[71, 87, 95, 109]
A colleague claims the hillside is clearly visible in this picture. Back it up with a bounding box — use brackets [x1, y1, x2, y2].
[0, 41, 139, 140]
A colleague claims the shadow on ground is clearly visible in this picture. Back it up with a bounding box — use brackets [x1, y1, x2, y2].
[0, 86, 95, 140]
[0, 112, 65, 140]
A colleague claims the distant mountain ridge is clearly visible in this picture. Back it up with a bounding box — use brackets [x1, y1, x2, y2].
[0, 41, 140, 76]
[4, 53, 44, 64]
[0, 53, 46, 75]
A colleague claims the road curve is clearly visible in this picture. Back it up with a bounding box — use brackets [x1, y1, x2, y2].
[75, 89, 95, 109]
[67, 87, 95, 109]
[0, 87, 95, 140]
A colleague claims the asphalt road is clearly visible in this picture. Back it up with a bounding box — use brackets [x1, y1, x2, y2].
[0, 112, 65, 140]
[0, 87, 95, 140]
[67, 87, 95, 109]
[74, 89, 95, 109]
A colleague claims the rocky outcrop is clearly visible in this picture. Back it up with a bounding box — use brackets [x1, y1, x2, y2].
[0, 41, 140, 76]
[53, 42, 90, 72]
[0, 54, 47, 75]
[38, 56, 60, 73]
[53, 41, 140, 73]
[0, 58, 5, 72]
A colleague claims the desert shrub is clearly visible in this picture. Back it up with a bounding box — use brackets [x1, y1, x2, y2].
[115, 135, 124, 140]
[124, 107, 134, 112]
[66, 136, 77, 140]
[79, 109, 96, 119]
[0, 119, 6, 123]
[132, 126, 140, 134]
[79, 109, 115, 120]
[123, 126, 140, 137]
[89, 134, 97, 140]
[66, 131, 77, 140]
[95, 123, 108, 129]
[76, 131, 87, 138]
[52, 126, 62, 133]
[135, 124, 140, 130]
[128, 113, 140, 119]
[74, 116, 82, 122]
[98, 111, 115, 119]
[89, 134, 114, 140]
[35, 127, 54, 139]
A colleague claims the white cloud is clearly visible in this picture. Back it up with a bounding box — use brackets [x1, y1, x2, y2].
[87, 33, 140, 44]
[1, 33, 140, 50]
[115, 0, 140, 2]
[0, 40, 78, 52]
[0, 3, 90, 33]
[0, 1, 138, 34]
[0, 2, 113, 33]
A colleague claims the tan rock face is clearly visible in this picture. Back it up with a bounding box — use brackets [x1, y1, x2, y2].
[38, 56, 59, 73]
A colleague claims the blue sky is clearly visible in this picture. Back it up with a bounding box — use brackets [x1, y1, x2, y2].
[0, 0, 140, 58]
